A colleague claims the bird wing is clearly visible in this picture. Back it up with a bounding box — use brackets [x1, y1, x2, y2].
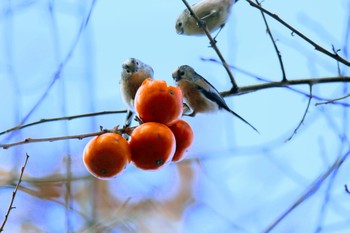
[194, 74, 259, 133]
[193, 75, 230, 111]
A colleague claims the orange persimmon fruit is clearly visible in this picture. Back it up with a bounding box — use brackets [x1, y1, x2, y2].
[83, 133, 131, 179]
[129, 122, 176, 170]
[169, 119, 194, 162]
[134, 78, 183, 126]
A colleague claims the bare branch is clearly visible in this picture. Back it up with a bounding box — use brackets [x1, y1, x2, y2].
[285, 84, 313, 141]
[0, 125, 136, 149]
[255, 0, 287, 81]
[0, 110, 127, 136]
[0, 153, 29, 232]
[262, 149, 350, 233]
[345, 184, 350, 194]
[180, 0, 239, 91]
[0, 131, 109, 149]
[222, 76, 350, 96]
[315, 93, 350, 106]
[245, 0, 350, 67]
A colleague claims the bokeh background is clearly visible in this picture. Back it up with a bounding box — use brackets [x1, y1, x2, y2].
[0, 0, 349, 232]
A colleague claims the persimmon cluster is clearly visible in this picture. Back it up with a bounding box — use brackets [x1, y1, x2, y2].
[83, 78, 194, 179]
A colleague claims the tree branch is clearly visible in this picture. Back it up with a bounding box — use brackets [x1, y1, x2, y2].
[245, 0, 350, 67]
[0, 131, 108, 149]
[345, 184, 350, 194]
[0, 125, 136, 149]
[285, 84, 313, 141]
[0, 153, 29, 232]
[262, 149, 350, 233]
[0, 110, 127, 136]
[180, 0, 239, 91]
[315, 93, 350, 106]
[255, 0, 287, 81]
[220, 76, 350, 96]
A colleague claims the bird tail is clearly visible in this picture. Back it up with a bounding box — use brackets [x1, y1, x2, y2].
[228, 109, 260, 134]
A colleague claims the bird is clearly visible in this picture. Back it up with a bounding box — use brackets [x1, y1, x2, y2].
[172, 65, 258, 133]
[175, 0, 238, 36]
[120, 58, 154, 127]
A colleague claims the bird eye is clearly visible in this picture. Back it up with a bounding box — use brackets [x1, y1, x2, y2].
[179, 71, 185, 76]
[178, 22, 182, 27]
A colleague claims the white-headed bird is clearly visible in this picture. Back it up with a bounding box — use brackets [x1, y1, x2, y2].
[172, 65, 258, 133]
[175, 0, 238, 36]
[120, 58, 154, 127]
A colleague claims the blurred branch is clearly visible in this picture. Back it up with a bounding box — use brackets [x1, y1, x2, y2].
[255, 0, 287, 81]
[245, 0, 350, 67]
[315, 93, 350, 106]
[0, 110, 127, 136]
[315, 165, 339, 233]
[285, 84, 312, 141]
[263, 149, 350, 233]
[180, 0, 238, 91]
[4, 0, 97, 142]
[345, 184, 350, 194]
[0, 153, 29, 232]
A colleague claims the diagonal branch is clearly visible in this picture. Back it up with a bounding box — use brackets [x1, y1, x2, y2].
[285, 84, 313, 141]
[315, 93, 350, 106]
[245, 0, 350, 67]
[0, 153, 29, 232]
[181, 0, 239, 91]
[0, 110, 127, 136]
[262, 149, 350, 233]
[345, 184, 350, 194]
[255, 0, 287, 81]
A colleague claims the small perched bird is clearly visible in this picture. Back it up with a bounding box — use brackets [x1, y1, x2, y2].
[172, 65, 258, 133]
[175, 0, 238, 36]
[120, 58, 154, 127]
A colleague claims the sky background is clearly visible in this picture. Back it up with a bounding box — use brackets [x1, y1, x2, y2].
[0, 0, 350, 232]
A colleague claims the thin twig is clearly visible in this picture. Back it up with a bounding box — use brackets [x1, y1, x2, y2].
[0, 110, 127, 136]
[285, 84, 313, 141]
[255, 0, 287, 81]
[345, 184, 350, 194]
[0, 125, 136, 149]
[0, 131, 109, 149]
[315, 93, 350, 106]
[262, 149, 350, 233]
[0, 153, 29, 232]
[332, 45, 342, 75]
[245, 0, 350, 67]
[181, 0, 238, 91]
[315, 166, 340, 233]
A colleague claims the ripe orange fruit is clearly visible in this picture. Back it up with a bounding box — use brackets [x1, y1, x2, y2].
[169, 119, 194, 162]
[83, 133, 131, 179]
[134, 78, 183, 126]
[129, 122, 176, 170]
